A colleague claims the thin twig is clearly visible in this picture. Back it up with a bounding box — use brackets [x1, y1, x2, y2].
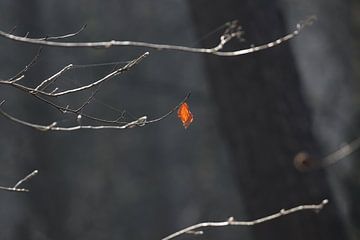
[34, 24, 87, 41]
[0, 16, 316, 56]
[0, 92, 191, 131]
[37, 51, 148, 96]
[0, 53, 148, 127]
[162, 199, 328, 240]
[9, 47, 43, 81]
[46, 52, 148, 96]
[0, 52, 149, 97]
[146, 92, 191, 124]
[34, 64, 74, 91]
[322, 137, 360, 167]
[33, 94, 128, 124]
[294, 136, 360, 171]
[74, 82, 104, 113]
[0, 170, 38, 192]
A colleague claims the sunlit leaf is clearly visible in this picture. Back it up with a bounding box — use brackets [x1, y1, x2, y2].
[177, 102, 193, 129]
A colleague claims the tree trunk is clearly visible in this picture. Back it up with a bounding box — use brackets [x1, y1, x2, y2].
[188, 1, 348, 239]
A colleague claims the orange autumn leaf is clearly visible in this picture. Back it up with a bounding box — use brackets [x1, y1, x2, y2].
[177, 102, 193, 129]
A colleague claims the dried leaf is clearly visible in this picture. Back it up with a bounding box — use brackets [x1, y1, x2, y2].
[177, 102, 193, 129]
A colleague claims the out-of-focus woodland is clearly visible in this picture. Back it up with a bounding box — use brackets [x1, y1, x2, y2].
[0, 0, 359, 240]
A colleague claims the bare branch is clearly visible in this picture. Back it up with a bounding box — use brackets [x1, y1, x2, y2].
[146, 92, 191, 124]
[0, 170, 38, 192]
[0, 51, 162, 131]
[0, 52, 149, 97]
[0, 92, 191, 131]
[34, 63, 74, 91]
[162, 199, 328, 240]
[322, 137, 360, 167]
[0, 51, 152, 131]
[33, 95, 128, 125]
[34, 24, 87, 41]
[46, 52, 148, 96]
[0, 16, 316, 56]
[294, 136, 360, 171]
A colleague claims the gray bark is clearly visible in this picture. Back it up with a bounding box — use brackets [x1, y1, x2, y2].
[188, 0, 348, 239]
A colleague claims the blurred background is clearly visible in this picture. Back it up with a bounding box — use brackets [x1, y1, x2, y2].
[0, 0, 358, 240]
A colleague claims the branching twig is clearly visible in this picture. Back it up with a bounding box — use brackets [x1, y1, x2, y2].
[0, 170, 38, 192]
[34, 64, 74, 91]
[0, 51, 153, 128]
[162, 199, 328, 240]
[0, 52, 149, 97]
[0, 53, 150, 127]
[34, 24, 87, 41]
[0, 16, 316, 56]
[5, 25, 85, 82]
[0, 92, 191, 131]
[0, 16, 316, 132]
[33, 95, 129, 125]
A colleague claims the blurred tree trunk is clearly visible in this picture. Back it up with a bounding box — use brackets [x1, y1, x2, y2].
[347, 0, 360, 238]
[188, 1, 348, 239]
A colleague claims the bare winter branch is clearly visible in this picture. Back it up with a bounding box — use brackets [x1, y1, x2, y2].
[322, 137, 360, 167]
[0, 52, 149, 97]
[294, 136, 360, 171]
[0, 51, 171, 130]
[0, 16, 316, 56]
[0, 170, 38, 192]
[0, 93, 191, 131]
[162, 199, 328, 240]
[34, 24, 87, 41]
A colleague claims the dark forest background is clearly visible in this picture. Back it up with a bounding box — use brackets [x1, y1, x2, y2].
[0, 0, 358, 240]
